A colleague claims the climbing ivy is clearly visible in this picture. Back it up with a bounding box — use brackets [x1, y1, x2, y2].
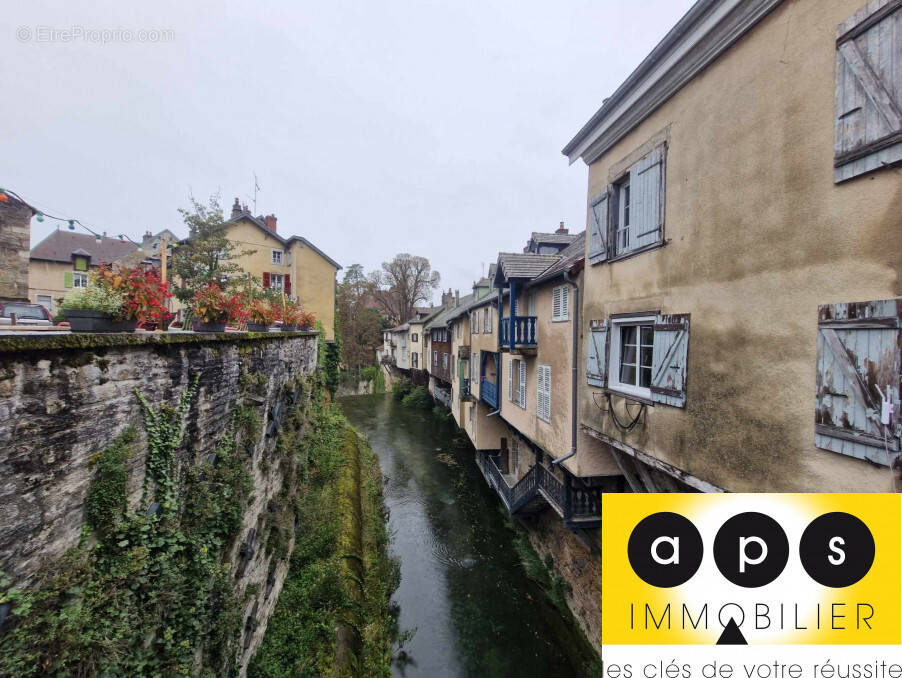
[0, 375, 253, 678]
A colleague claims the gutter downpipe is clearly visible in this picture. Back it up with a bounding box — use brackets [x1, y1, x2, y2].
[487, 289, 503, 417]
[553, 268, 579, 467]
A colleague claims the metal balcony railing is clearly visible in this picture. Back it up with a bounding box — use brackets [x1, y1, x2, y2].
[500, 315, 537, 348]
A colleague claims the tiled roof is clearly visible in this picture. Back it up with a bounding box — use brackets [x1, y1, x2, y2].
[496, 253, 561, 281]
[530, 231, 579, 245]
[225, 212, 342, 270]
[30, 230, 137, 264]
[530, 231, 586, 284]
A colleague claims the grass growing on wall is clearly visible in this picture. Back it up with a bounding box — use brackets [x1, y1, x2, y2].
[248, 407, 399, 678]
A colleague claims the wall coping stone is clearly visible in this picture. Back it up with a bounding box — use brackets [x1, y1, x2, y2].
[0, 330, 319, 354]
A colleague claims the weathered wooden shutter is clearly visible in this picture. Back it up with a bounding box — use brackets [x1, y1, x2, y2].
[519, 360, 527, 408]
[64, 272, 74, 288]
[588, 189, 610, 264]
[815, 299, 901, 465]
[834, 1, 902, 182]
[629, 146, 665, 249]
[586, 320, 609, 387]
[284, 274, 291, 296]
[650, 314, 690, 408]
[262, 272, 270, 288]
[508, 358, 514, 401]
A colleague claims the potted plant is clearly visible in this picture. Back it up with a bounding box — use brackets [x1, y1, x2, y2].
[298, 310, 316, 331]
[190, 283, 245, 332]
[278, 302, 302, 332]
[61, 286, 132, 333]
[247, 298, 276, 332]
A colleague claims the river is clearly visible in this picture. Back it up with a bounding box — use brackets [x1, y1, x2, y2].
[339, 394, 591, 678]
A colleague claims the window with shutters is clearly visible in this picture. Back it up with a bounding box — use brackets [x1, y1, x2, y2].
[588, 144, 665, 264]
[73, 272, 89, 288]
[472, 312, 479, 334]
[509, 358, 527, 408]
[815, 299, 901, 466]
[269, 273, 284, 291]
[833, 2, 902, 183]
[595, 312, 690, 407]
[552, 285, 570, 322]
[537, 365, 551, 422]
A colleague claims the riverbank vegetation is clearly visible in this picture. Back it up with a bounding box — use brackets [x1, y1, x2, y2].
[248, 408, 400, 678]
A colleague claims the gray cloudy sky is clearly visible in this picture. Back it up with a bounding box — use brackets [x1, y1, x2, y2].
[4, 0, 693, 304]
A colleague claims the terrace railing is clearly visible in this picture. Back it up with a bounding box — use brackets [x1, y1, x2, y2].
[500, 315, 538, 348]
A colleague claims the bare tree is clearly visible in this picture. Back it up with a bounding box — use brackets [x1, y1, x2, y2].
[368, 254, 440, 324]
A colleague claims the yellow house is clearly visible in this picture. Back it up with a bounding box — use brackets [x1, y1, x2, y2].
[28, 230, 138, 315]
[224, 199, 341, 340]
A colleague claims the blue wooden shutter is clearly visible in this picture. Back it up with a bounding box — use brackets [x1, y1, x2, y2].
[586, 320, 609, 387]
[815, 299, 901, 466]
[588, 189, 610, 264]
[630, 146, 665, 250]
[650, 314, 690, 408]
[834, 2, 902, 183]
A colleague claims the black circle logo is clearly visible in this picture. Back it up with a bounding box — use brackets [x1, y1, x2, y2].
[627, 512, 703, 588]
[713, 512, 789, 588]
[799, 512, 875, 588]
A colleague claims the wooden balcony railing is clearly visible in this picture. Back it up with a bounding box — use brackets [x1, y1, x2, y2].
[500, 315, 537, 348]
[480, 379, 498, 408]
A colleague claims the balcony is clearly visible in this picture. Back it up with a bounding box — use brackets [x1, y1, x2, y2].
[500, 316, 537, 351]
[480, 379, 498, 408]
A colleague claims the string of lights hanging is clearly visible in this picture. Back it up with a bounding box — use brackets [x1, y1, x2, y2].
[0, 186, 177, 254]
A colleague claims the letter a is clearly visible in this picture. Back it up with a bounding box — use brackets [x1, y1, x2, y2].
[651, 536, 680, 565]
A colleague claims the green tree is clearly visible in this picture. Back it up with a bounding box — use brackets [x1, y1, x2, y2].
[171, 193, 256, 302]
[337, 264, 388, 372]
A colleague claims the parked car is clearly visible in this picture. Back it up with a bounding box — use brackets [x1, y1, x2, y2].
[0, 300, 53, 326]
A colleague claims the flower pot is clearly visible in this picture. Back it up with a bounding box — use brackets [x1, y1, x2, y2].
[66, 309, 138, 333]
[160, 318, 173, 331]
[192, 319, 227, 333]
[299, 325, 313, 332]
[280, 325, 298, 332]
[246, 322, 269, 332]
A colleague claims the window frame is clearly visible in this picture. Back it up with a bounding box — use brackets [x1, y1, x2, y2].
[608, 314, 656, 399]
[613, 176, 631, 256]
[269, 273, 285, 291]
[271, 248, 284, 265]
[73, 272, 89, 288]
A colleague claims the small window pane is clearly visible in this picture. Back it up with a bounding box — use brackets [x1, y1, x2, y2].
[622, 344, 637, 364]
[640, 346, 653, 368]
[621, 325, 637, 345]
[620, 364, 636, 385]
[639, 366, 652, 388]
[640, 326, 653, 346]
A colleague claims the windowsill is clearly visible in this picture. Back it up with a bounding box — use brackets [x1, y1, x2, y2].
[605, 387, 655, 407]
[551, 317, 570, 323]
[590, 239, 667, 266]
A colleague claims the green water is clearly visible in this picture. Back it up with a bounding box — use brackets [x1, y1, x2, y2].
[339, 394, 590, 678]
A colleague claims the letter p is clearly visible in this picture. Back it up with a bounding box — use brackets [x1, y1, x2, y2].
[738, 536, 767, 573]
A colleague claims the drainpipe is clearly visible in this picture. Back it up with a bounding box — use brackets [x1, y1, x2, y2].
[553, 269, 579, 468]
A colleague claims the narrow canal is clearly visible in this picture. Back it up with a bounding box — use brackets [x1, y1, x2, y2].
[339, 394, 591, 678]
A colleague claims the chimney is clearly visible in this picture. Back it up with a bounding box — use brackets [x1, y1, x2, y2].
[232, 197, 242, 218]
[556, 221, 568, 234]
[441, 288, 454, 308]
[264, 214, 277, 233]
[455, 289, 459, 306]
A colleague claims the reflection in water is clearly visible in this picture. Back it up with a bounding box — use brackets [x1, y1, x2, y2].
[340, 395, 580, 678]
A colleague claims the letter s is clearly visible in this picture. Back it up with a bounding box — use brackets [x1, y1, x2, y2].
[828, 537, 845, 566]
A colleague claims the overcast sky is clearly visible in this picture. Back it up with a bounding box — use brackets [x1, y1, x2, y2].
[4, 1, 694, 304]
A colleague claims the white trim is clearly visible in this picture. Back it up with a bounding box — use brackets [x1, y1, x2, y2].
[563, 0, 785, 165]
[608, 314, 656, 399]
[271, 248, 284, 265]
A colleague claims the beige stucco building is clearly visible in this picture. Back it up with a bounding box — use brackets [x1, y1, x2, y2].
[224, 200, 341, 340]
[563, 0, 901, 492]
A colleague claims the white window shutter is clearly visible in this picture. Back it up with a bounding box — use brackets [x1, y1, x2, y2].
[537, 365, 551, 421]
[588, 189, 610, 264]
[629, 146, 664, 250]
[815, 299, 900, 466]
[834, 3, 902, 182]
[552, 287, 562, 320]
[586, 320, 609, 387]
[561, 285, 569, 320]
[508, 358, 514, 401]
[519, 360, 527, 408]
[650, 314, 690, 408]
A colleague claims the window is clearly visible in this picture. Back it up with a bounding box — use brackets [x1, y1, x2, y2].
[442, 353, 448, 370]
[508, 358, 526, 408]
[412, 353, 418, 369]
[527, 292, 537, 317]
[472, 311, 479, 334]
[433, 350, 438, 367]
[271, 249, 284, 265]
[411, 333, 418, 342]
[73, 272, 89, 288]
[588, 144, 665, 264]
[614, 178, 631, 255]
[537, 365, 551, 422]
[269, 273, 284, 291]
[36, 295, 52, 313]
[551, 285, 570, 322]
[73, 256, 89, 271]
[609, 317, 655, 398]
